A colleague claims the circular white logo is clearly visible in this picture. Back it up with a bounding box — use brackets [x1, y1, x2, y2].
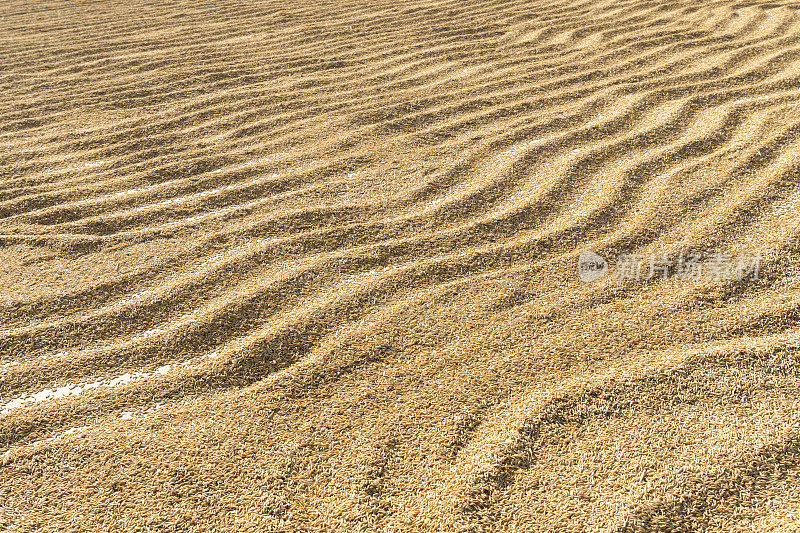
[578, 251, 608, 282]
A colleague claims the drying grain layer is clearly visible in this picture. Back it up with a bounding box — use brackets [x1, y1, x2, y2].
[2, 0, 800, 530]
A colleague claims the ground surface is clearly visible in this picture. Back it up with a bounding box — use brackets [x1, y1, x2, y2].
[3, 0, 800, 531]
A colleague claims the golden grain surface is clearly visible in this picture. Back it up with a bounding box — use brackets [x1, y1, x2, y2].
[3, 0, 800, 531]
